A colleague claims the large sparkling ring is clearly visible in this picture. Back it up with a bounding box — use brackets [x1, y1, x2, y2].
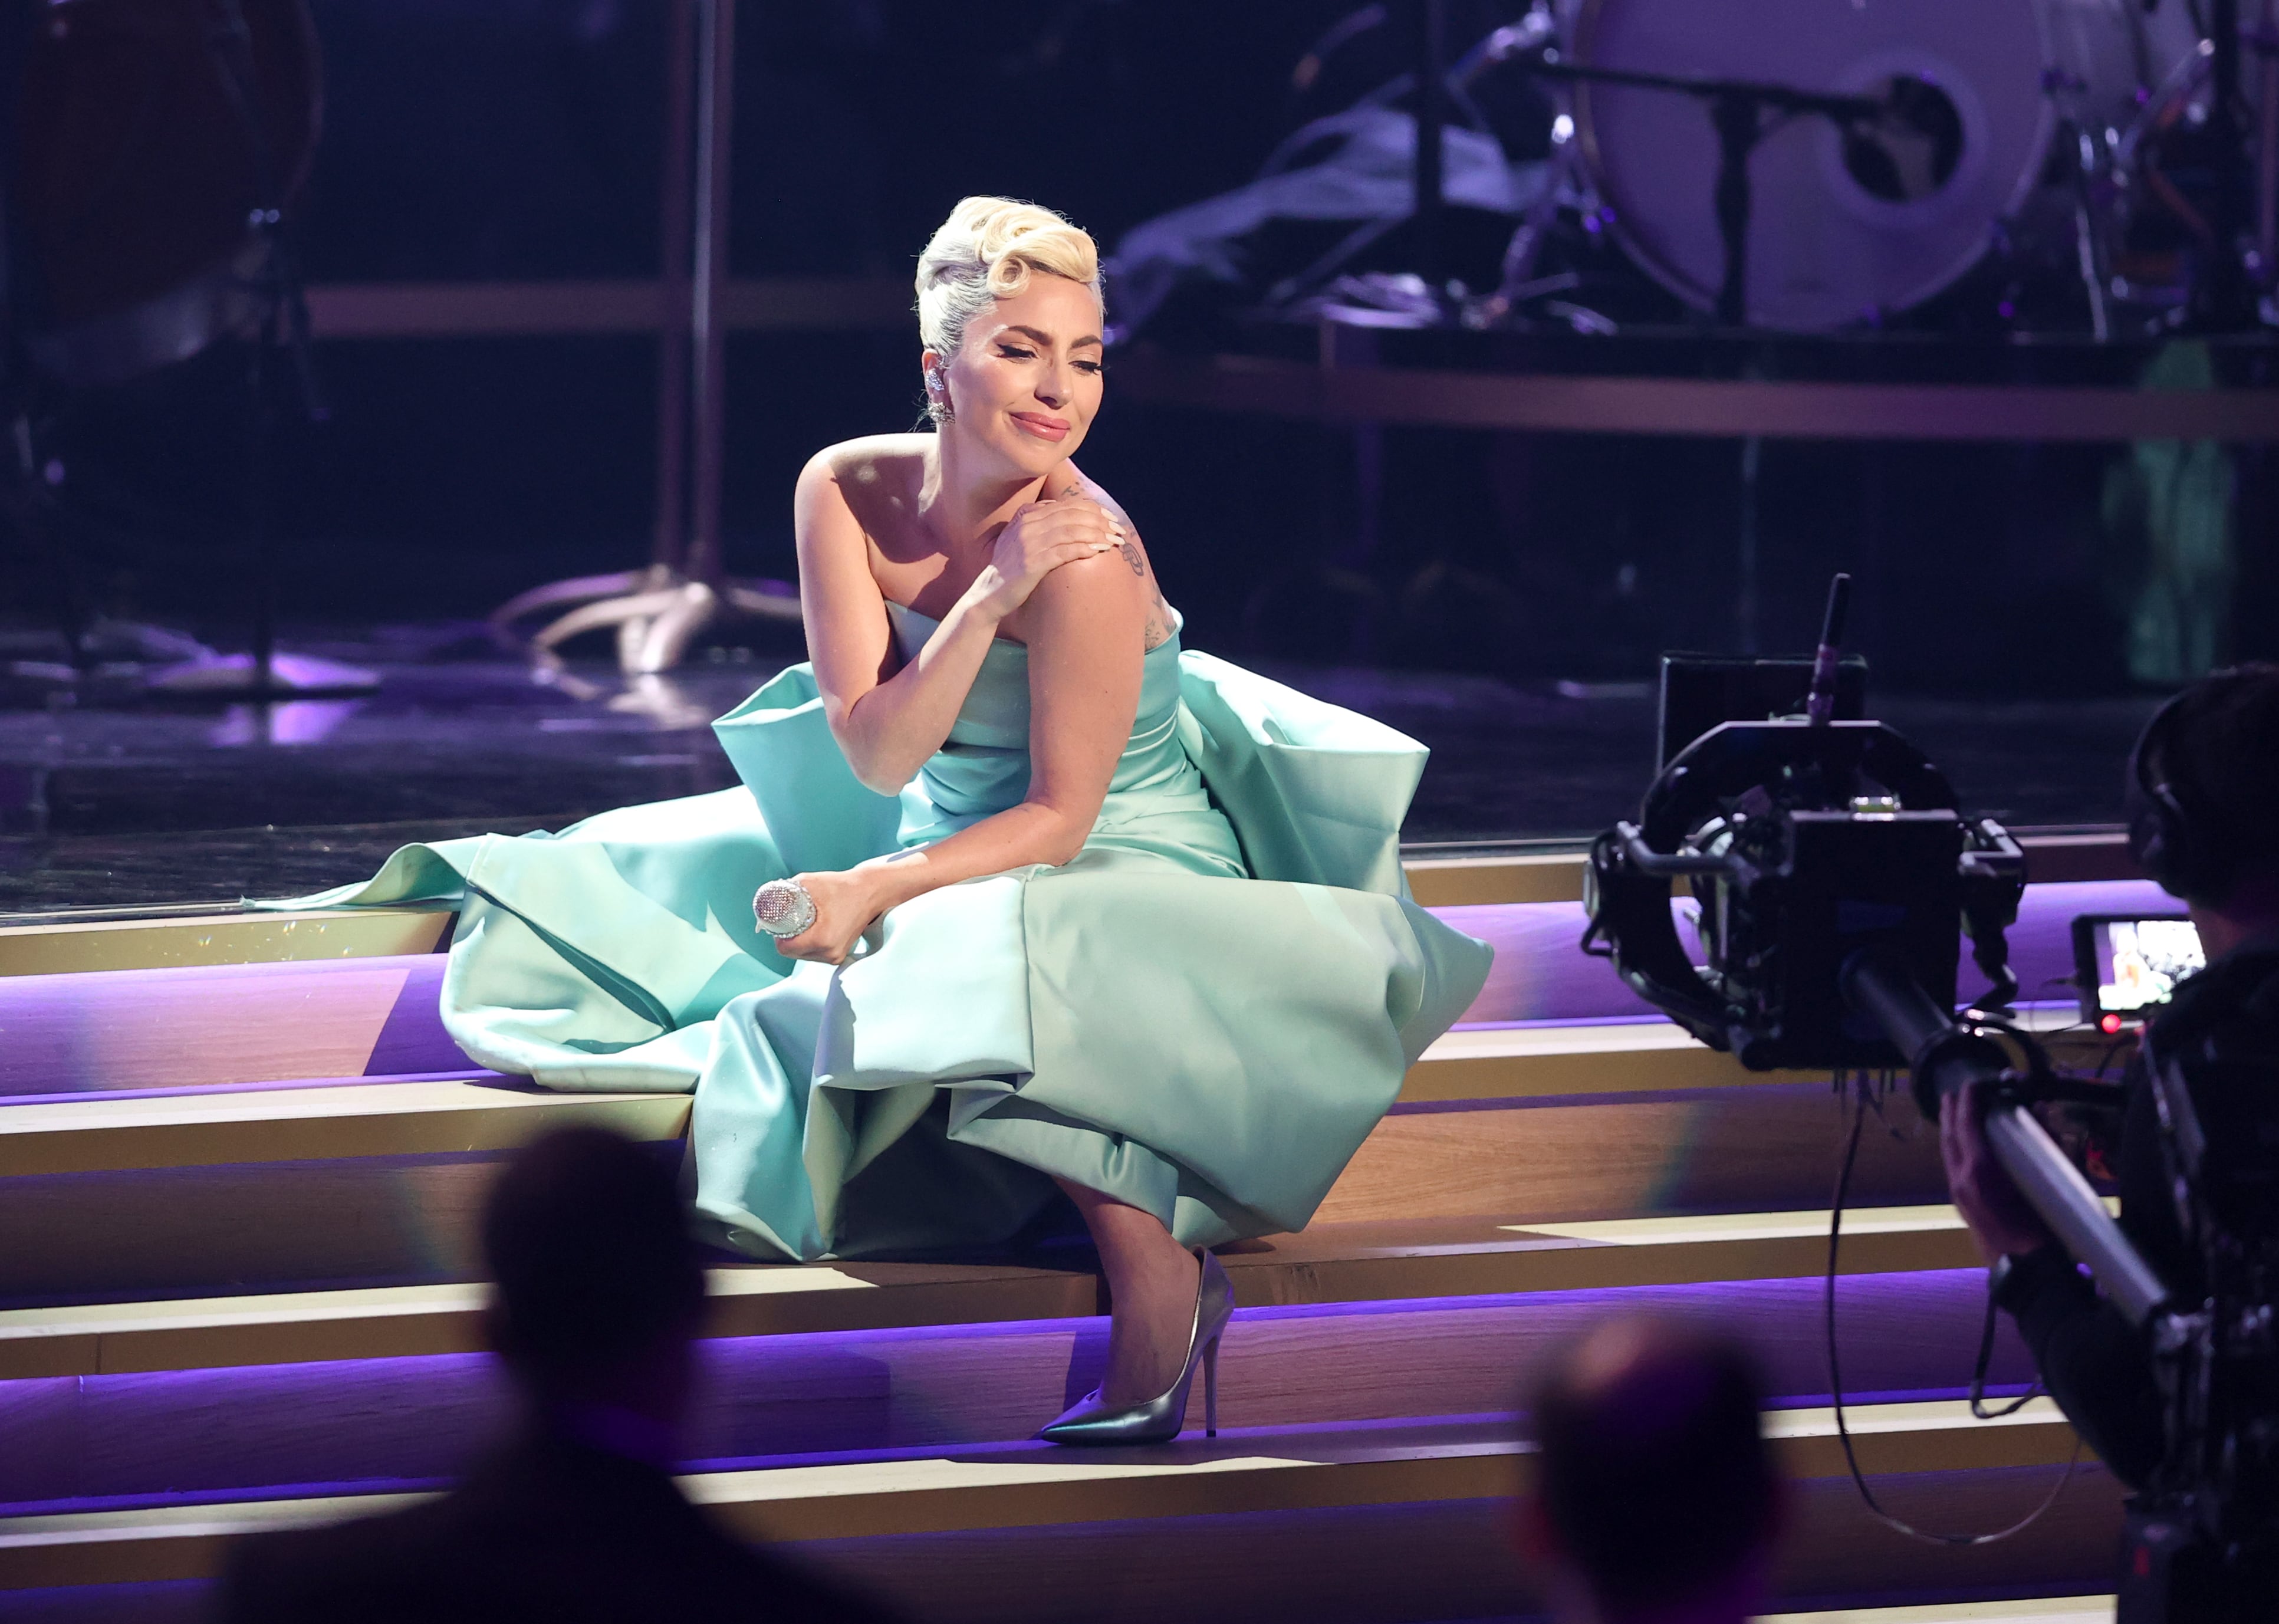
[754, 877, 818, 938]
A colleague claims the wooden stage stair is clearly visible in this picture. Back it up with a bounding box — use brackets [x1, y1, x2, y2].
[0, 841, 2142, 1621]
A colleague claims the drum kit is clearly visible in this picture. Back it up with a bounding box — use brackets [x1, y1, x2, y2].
[1329, 0, 2279, 336]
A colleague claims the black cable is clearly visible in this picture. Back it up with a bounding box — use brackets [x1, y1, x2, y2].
[1823, 1074, 2081, 1546]
[1968, 1282, 2041, 1421]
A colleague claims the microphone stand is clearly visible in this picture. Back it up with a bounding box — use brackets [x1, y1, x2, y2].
[142, 0, 376, 701]
[486, 0, 801, 683]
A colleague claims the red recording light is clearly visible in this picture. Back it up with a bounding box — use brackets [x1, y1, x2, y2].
[2100, 1012, 2125, 1035]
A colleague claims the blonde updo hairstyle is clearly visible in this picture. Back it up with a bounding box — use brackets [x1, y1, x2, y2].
[917, 196, 1103, 428]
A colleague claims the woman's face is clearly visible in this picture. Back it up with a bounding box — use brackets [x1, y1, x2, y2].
[931, 274, 1105, 478]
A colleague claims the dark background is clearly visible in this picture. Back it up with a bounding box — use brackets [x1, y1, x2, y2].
[9, 0, 2272, 695]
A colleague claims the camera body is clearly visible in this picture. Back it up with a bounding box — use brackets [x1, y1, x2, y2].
[1695, 806, 1965, 1070]
[1581, 716, 2021, 1073]
[1582, 703, 2279, 1621]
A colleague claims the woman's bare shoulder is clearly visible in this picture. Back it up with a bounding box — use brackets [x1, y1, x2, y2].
[801, 436, 932, 558]
[806, 433, 932, 490]
[1062, 463, 1135, 528]
[1019, 544, 1151, 642]
[1055, 464, 1173, 643]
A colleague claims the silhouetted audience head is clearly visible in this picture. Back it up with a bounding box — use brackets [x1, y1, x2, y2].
[482, 1127, 706, 1406]
[1521, 1319, 1782, 1624]
[215, 1132, 905, 1623]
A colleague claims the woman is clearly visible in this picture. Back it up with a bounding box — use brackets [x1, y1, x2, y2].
[291, 198, 1491, 1445]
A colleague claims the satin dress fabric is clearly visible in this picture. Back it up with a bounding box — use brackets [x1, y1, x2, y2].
[278, 606, 1493, 1261]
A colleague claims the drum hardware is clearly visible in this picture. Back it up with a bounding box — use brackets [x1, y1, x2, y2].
[487, 0, 801, 683]
[1462, 8, 1578, 329]
[1472, 0, 2268, 335]
[2062, 2, 2279, 330]
[1135, 1, 2265, 338]
[1479, 9, 2079, 333]
[2190, 0, 2256, 327]
[2071, 8, 2269, 326]
[1251, 1, 1465, 323]
[2064, 119, 2117, 342]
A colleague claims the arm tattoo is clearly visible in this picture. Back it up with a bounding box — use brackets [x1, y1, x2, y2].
[1117, 540, 1145, 577]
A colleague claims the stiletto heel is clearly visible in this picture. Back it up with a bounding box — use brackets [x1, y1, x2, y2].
[1038, 1249, 1235, 1446]
[1202, 1329, 1221, 1438]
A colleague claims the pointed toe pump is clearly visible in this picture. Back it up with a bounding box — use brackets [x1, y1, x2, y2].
[1038, 1250, 1234, 1447]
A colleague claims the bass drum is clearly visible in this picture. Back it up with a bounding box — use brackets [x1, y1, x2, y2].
[1560, 0, 2172, 330]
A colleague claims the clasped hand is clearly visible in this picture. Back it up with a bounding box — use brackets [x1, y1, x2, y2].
[971, 488, 1125, 622]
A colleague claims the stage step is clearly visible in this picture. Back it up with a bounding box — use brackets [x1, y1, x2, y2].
[0, 1206, 1985, 1379]
[0, 910, 450, 981]
[0, 944, 1743, 1104]
[0, 1478, 2126, 1624]
[0, 956, 459, 1100]
[0, 1270, 2031, 1510]
[0, 877, 2132, 1099]
[0, 1071, 1958, 1305]
[0, 843, 2139, 1622]
[0, 831, 2134, 980]
[0, 1398, 2096, 1590]
[6, 1009, 1991, 1178]
[0, 987, 1826, 1104]
[0, 1079, 1954, 1305]
[1762, 1603, 2113, 1624]
[784, 1484, 2120, 1624]
[0, 1261, 1081, 1380]
[0, 1080, 689, 1181]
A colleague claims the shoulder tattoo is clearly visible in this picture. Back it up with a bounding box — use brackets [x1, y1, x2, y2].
[1117, 540, 1145, 577]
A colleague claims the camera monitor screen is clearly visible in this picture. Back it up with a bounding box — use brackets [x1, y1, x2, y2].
[2073, 913, 2206, 1027]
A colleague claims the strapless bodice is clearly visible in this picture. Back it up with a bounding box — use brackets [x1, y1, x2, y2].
[882, 599, 1188, 750]
[883, 600, 1243, 873]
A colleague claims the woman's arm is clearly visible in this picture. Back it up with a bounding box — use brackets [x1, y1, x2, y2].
[796, 452, 1120, 793]
[775, 550, 1149, 961]
[794, 451, 994, 795]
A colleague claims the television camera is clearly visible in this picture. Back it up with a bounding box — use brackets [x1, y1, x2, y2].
[1580, 577, 2278, 1620]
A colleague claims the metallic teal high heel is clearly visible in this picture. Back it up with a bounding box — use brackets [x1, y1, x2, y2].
[1038, 1250, 1233, 1446]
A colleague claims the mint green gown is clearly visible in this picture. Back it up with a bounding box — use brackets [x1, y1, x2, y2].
[282, 606, 1492, 1261]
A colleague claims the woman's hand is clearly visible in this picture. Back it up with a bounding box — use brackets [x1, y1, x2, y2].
[969, 489, 1124, 623]
[764, 868, 886, 966]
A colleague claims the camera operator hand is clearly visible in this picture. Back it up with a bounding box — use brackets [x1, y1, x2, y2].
[1940, 1080, 2058, 1267]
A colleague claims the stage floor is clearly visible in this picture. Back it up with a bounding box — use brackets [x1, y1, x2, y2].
[0, 623, 2164, 918]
